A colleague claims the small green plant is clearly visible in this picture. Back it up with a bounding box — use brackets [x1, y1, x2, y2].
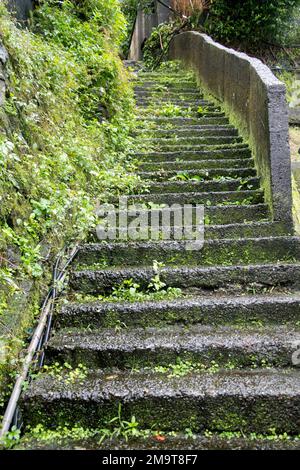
[0, 425, 21, 449]
[99, 403, 147, 443]
[42, 362, 88, 384]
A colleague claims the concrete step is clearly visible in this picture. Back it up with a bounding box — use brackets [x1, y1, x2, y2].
[46, 325, 300, 369]
[136, 116, 230, 126]
[73, 237, 300, 269]
[136, 126, 239, 138]
[135, 148, 251, 161]
[16, 433, 300, 450]
[139, 158, 255, 171]
[124, 189, 263, 205]
[21, 368, 300, 433]
[139, 110, 226, 119]
[136, 72, 195, 80]
[144, 178, 260, 194]
[136, 99, 211, 106]
[138, 167, 257, 181]
[141, 136, 242, 147]
[70, 262, 300, 295]
[134, 90, 202, 98]
[137, 103, 220, 111]
[58, 294, 300, 329]
[94, 203, 270, 229]
[134, 82, 198, 90]
[90, 221, 287, 243]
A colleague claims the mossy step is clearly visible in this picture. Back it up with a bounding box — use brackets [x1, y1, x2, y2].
[90, 222, 286, 243]
[145, 177, 260, 194]
[136, 72, 195, 79]
[46, 325, 300, 370]
[140, 144, 248, 154]
[139, 111, 226, 119]
[15, 434, 300, 450]
[139, 158, 255, 171]
[21, 369, 300, 433]
[136, 99, 210, 106]
[137, 127, 239, 138]
[137, 116, 229, 126]
[70, 262, 300, 295]
[134, 90, 202, 98]
[135, 77, 197, 84]
[96, 203, 269, 227]
[124, 189, 263, 206]
[134, 82, 198, 90]
[58, 294, 300, 329]
[143, 136, 242, 147]
[135, 94, 204, 100]
[73, 237, 300, 270]
[138, 167, 257, 181]
[136, 148, 251, 161]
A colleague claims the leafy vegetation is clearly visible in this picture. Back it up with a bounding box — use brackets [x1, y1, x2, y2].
[206, 0, 300, 46]
[0, 0, 140, 406]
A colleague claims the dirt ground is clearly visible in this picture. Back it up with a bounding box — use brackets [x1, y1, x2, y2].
[290, 126, 300, 161]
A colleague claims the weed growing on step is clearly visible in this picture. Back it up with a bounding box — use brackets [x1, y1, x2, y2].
[153, 358, 226, 377]
[0, 425, 21, 449]
[38, 362, 88, 385]
[140, 103, 193, 118]
[72, 279, 182, 304]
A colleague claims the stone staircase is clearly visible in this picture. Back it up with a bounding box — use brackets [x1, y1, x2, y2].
[19, 65, 300, 449]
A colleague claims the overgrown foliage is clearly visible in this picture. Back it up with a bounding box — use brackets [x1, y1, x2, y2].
[206, 0, 300, 46]
[142, 0, 300, 67]
[0, 0, 140, 403]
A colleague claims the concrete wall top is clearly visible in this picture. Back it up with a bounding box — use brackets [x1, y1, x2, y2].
[169, 31, 292, 228]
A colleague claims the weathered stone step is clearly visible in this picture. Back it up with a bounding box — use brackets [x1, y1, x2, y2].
[73, 237, 300, 269]
[138, 167, 257, 181]
[16, 433, 300, 450]
[58, 294, 300, 329]
[139, 158, 254, 171]
[136, 116, 229, 126]
[90, 221, 286, 243]
[143, 137, 242, 147]
[136, 126, 239, 138]
[140, 110, 226, 119]
[134, 90, 202, 99]
[136, 148, 251, 162]
[134, 82, 198, 90]
[135, 98, 210, 106]
[135, 76, 196, 84]
[125, 189, 263, 206]
[95, 203, 269, 228]
[21, 369, 300, 433]
[135, 72, 195, 79]
[144, 177, 260, 194]
[46, 325, 300, 369]
[141, 146, 247, 155]
[70, 262, 300, 295]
